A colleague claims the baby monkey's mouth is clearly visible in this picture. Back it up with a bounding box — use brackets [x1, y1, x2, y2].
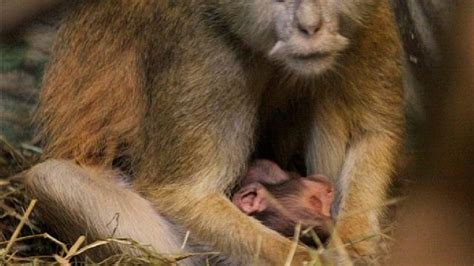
[299, 226, 331, 248]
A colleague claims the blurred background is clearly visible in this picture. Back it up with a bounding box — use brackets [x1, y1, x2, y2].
[0, 0, 472, 264]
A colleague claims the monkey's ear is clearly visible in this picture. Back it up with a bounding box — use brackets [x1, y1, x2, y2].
[232, 183, 268, 215]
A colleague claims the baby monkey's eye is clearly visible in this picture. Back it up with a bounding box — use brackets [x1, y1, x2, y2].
[275, 0, 285, 3]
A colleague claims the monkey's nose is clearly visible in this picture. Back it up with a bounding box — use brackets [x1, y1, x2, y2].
[296, 0, 322, 36]
[297, 20, 321, 36]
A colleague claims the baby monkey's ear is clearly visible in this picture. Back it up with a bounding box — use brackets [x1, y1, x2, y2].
[232, 183, 269, 215]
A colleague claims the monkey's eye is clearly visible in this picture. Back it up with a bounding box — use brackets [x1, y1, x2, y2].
[274, 0, 285, 2]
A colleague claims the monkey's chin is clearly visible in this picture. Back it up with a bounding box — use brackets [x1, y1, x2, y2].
[284, 54, 337, 76]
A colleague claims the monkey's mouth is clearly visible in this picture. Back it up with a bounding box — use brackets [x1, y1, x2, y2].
[291, 52, 331, 61]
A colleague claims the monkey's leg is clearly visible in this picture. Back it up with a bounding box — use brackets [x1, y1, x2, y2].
[25, 159, 195, 264]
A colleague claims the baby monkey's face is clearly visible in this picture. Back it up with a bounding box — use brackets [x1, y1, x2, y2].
[232, 159, 334, 247]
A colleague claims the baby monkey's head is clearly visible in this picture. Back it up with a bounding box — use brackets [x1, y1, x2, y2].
[232, 159, 334, 247]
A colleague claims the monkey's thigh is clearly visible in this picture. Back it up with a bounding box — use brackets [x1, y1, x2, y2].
[25, 159, 189, 262]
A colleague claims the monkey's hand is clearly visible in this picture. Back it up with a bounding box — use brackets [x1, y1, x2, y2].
[333, 133, 399, 260]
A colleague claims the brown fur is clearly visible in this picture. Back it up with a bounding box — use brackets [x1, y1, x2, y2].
[30, 0, 404, 264]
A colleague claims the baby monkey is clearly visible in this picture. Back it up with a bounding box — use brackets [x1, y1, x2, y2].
[233, 159, 334, 247]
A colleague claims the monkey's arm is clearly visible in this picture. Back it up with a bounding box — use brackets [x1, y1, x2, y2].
[335, 3, 405, 256]
[307, 102, 402, 258]
[146, 188, 301, 264]
[333, 133, 401, 253]
[307, 1, 404, 257]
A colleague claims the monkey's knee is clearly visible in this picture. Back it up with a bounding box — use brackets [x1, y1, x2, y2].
[24, 160, 196, 263]
[25, 159, 79, 199]
[25, 159, 100, 203]
[24, 160, 96, 245]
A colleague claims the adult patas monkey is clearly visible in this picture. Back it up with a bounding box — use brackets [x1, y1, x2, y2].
[26, 0, 404, 264]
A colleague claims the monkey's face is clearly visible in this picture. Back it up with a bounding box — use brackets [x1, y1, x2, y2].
[238, 0, 380, 77]
[268, 0, 351, 75]
[232, 177, 334, 246]
[274, 178, 334, 246]
[232, 159, 334, 246]
[268, 0, 349, 75]
[225, 0, 366, 74]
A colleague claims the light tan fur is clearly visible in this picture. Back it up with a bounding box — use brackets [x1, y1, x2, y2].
[26, 160, 195, 264]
